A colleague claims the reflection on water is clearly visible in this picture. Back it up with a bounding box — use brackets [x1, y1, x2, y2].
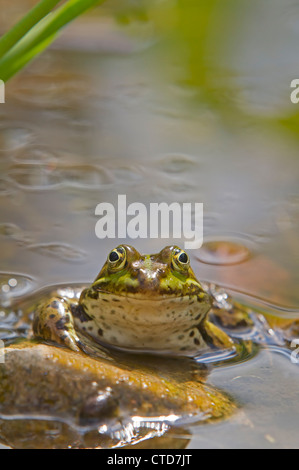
[196, 239, 251, 266]
[0, 0, 299, 449]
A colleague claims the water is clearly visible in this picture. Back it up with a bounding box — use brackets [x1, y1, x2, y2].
[0, 0, 299, 448]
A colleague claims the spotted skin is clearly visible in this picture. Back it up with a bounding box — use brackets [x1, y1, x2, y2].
[33, 297, 84, 352]
[78, 293, 209, 354]
[33, 245, 234, 356]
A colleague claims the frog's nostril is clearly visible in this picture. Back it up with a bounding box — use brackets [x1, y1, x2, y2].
[137, 269, 160, 287]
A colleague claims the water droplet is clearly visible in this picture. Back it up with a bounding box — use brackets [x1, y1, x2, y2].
[196, 240, 251, 266]
[8, 278, 17, 288]
[57, 287, 82, 300]
[27, 243, 87, 262]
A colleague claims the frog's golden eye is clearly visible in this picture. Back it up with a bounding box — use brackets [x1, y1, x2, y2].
[172, 248, 190, 272]
[108, 246, 126, 271]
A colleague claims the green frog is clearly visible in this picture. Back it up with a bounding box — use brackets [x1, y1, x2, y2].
[33, 245, 234, 356]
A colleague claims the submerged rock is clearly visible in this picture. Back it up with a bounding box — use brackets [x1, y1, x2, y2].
[0, 341, 235, 448]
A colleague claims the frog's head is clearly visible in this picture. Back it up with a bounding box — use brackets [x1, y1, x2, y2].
[79, 245, 213, 355]
[92, 244, 208, 299]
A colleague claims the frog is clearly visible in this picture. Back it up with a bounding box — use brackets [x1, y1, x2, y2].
[33, 244, 234, 357]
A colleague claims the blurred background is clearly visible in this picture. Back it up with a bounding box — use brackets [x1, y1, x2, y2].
[0, 0, 299, 448]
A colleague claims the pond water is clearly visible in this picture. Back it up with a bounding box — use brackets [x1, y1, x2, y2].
[0, 0, 299, 448]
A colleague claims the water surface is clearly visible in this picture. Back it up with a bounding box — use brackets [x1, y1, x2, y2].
[0, 0, 299, 448]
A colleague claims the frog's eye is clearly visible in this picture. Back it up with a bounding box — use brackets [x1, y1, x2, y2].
[172, 248, 190, 273]
[107, 246, 126, 271]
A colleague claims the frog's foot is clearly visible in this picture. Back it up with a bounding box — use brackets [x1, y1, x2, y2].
[203, 321, 235, 350]
[207, 284, 254, 329]
[33, 297, 85, 353]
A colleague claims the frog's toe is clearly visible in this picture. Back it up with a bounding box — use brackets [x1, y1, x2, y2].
[33, 297, 83, 353]
[57, 329, 82, 352]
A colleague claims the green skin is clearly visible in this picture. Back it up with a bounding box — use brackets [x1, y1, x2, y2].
[33, 245, 233, 356]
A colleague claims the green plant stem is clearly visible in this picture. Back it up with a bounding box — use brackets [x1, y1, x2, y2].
[0, 0, 63, 57]
[0, 0, 105, 82]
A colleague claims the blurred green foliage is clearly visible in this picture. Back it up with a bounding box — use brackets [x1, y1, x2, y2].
[104, 0, 299, 139]
[1, 0, 298, 139]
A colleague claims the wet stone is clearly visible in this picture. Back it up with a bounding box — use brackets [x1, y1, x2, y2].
[0, 341, 236, 448]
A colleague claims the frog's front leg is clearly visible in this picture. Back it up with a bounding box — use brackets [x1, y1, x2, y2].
[33, 296, 85, 353]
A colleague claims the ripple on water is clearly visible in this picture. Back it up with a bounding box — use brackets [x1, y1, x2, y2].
[0, 273, 35, 306]
[7, 161, 118, 191]
[0, 177, 15, 197]
[157, 153, 199, 174]
[59, 165, 111, 189]
[12, 146, 58, 166]
[196, 239, 251, 266]
[111, 165, 144, 183]
[0, 126, 33, 153]
[0, 223, 33, 245]
[11, 73, 91, 109]
[27, 243, 87, 262]
[7, 164, 62, 190]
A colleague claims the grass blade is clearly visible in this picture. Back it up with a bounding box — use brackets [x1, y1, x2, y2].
[0, 0, 105, 82]
[0, 0, 62, 57]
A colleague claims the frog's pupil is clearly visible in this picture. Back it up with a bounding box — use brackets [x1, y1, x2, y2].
[109, 251, 119, 262]
[178, 252, 188, 263]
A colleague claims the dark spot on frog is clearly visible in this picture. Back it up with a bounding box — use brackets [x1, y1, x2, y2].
[50, 300, 60, 309]
[98, 328, 103, 336]
[195, 312, 204, 321]
[55, 316, 69, 330]
[49, 313, 56, 319]
[86, 290, 99, 300]
[194, 338, 200, 345]
[71, 303, 92, 323]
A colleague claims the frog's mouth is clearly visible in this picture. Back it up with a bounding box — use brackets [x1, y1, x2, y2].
[87, 289, 212, 324]
[95, 288, 211, 304]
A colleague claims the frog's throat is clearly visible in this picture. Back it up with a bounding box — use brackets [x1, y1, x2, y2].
[77, 293, 212, 355]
